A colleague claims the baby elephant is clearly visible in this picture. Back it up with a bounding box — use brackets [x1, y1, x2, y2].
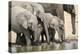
[37, 13, 64, 43]
[36, 16, 55, 43]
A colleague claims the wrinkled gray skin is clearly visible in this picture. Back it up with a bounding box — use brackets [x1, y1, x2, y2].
[38, 13, 64, 42]
[12, 1, 33, 13]
[11, 2, 46, 44]
[11, 6, 38, 45]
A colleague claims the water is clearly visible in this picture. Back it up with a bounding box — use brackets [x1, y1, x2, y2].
[10, 40, 78, 53]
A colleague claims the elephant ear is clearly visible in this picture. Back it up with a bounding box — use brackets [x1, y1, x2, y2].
[16, 13, 28, 30]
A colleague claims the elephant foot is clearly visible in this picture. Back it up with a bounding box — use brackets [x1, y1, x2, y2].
[47, 41, 50, 44]
[26, 39, 31, 46]
[50, 38, 55, 42]
[31, 41, 41, 46]
[16, 38, 22, 45]
[26, 43, 31, 46]
[41, 40, 46, 43]
[55, 39, 63, 43]
[61, 39, 65, 42]
[61, 36, 65, 42]
[46, 39, 50, 44]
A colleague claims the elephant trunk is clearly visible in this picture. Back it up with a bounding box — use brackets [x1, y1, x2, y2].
[33, 29, 38, 42]
[32, 24, 39, 42]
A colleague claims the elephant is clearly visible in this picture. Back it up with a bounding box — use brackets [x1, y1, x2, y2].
[9, 2, 45, 45]
[33, 15, 55, 43]
[37, 13, 64, 43]
[9, 6, 39, 45]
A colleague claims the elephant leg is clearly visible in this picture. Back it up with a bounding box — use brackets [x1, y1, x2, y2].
[62, 31, 65, 42]
[52, 28, 56, 42]
[29, 30, 34, 42]
[48, 28, 52, 42]
[37, 33, 41, 43]
[60, 29, 65, 42]
[61, 35, 64, 42]
[41, 35, 44, 43]
[25, 36, 31, 46]
[24, 31, 31, 46]
[32, 31, 37, 42]
[58, 26, 65, 42]
[49, 28, 55, 42]
[31, 35, 34, 41]
[41, 32, 45, 43]
[20, 34, 26, 45]
[55, 26, 62, 43]
[16, 33, 22, 45]
[41, 29, 48, 43]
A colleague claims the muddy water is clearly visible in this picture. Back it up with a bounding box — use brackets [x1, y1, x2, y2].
[10, 40, 78, 53]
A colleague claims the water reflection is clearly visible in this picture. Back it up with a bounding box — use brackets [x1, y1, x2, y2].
[64, 40, 78, 50]
[11, 40, 78, 53]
